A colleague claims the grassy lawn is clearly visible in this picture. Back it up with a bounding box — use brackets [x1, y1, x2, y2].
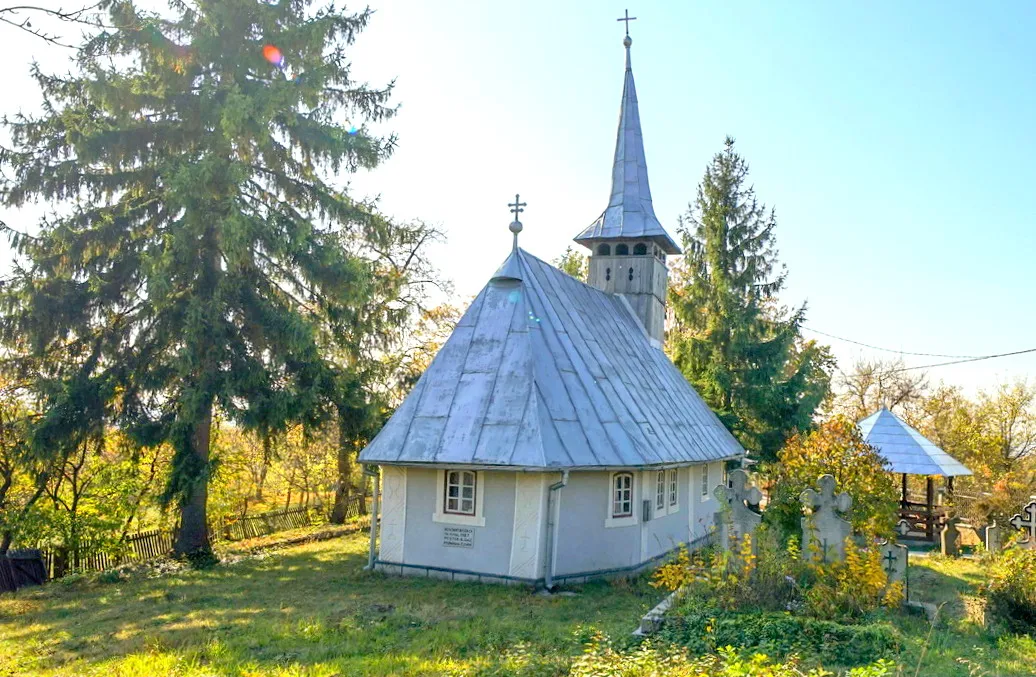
[890, 555, 1035, 676]
[0, 530, 658, 676]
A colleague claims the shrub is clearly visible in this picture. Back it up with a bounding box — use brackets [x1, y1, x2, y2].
[764, 416, 898, 540]
[987, 547, 1036, 634]
[661, 603, 901, 667]
[653, 528, 902, 620]
[570, 632, 897, 676]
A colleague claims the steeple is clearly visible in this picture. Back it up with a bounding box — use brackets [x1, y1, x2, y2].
[573, 30, 681, 255]
[571, 22, 678, 344]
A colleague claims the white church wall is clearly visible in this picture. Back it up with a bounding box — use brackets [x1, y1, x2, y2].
[379, 466, 407, 563]
[507, 472, 549, 580]
[640, 467, 692, 562]
[397, 467, 517, 578]
[553, 471, 642, 576]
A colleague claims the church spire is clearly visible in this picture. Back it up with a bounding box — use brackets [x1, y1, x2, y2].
[573, 24, 681, 255]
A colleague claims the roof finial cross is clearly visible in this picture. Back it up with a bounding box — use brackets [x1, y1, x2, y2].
[508, 193, 526, 221]
[508, 193, 526, 252]
[617, 9, 637, 36]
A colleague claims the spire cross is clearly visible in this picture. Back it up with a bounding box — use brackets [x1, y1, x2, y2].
[508, 193, 526, 221]
[507, 193, 526, 251]
[617, 9, 637, 36]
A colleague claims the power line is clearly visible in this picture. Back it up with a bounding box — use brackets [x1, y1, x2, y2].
[802, 326, 980, 359]
[802, 326, 1036, 373]
[887, 348, 1036, 373]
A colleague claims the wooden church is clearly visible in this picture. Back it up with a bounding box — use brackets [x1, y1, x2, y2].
[358, 30, 746, 587]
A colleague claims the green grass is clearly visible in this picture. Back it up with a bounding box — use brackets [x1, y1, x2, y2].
[0, 530, 658, 676]
[886, 555, 1035, 677]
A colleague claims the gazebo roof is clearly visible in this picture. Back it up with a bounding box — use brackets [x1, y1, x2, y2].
[857, 408, 972, 477]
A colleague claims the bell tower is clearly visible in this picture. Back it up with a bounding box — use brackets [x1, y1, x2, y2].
[573, 27, 680, 344]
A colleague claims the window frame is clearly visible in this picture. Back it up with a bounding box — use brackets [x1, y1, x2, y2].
[606, 471, 637, 528]
[433, 469, 486, 527]
[668, 468, 679, 513]
[443, 469, 476, 516]
[700, 463, 711, 501]
[655, 470, 666, 513]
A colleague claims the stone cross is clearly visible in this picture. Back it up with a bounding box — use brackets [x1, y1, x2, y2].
[897, 519, 912, 538]
[713, 468, 762, 550]
[879, 539, 909, 597]
[801, 474, 852, 562]
[979, 521, 1001, 554]
[1008, 500, 1036, 549]
[940, 515, 963, 557]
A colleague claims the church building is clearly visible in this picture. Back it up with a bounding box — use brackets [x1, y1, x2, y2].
[357, 30, 746, 586]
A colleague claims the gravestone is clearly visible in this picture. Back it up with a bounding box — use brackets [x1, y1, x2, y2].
[979, 522, 1001, 554]
[940, 515, 963, 557]
[801, 474, 852, 562]
[879, 540, 909, 598]
[1008, 500, 1036, 549]
[713, 469, 763, 550]
[897, 519, 912, 538]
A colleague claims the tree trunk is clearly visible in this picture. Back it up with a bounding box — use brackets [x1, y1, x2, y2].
[330, 419, 353, 524]
[174, 405, 213, 557]
[255, 433, 271, 501]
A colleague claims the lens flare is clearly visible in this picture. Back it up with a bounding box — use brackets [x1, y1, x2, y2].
[262, 44, 284, 67]
[347, 125, 358, 136]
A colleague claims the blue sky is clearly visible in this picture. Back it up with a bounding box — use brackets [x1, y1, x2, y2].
[2, 1, 1034, 393]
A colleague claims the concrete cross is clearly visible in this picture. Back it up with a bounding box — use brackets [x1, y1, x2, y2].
[617, 9, 637, 36]
[801, 474, 853, 562]
[713, 468, 762, 551]
[1009, 500, 1036, 546]
[727, 468, 763, 507]
[802, 474, 852, 516]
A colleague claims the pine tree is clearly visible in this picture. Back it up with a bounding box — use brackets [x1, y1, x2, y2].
[0, 0, 404, 558]
[668, 137, 833, 461]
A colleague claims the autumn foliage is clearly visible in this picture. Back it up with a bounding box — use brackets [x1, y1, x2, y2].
[766, 416, 899, 539]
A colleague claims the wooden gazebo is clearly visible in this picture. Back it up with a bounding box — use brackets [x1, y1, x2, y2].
[858, 408, 972, 541]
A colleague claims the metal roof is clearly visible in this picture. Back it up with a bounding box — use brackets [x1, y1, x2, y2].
[359, 248, 744, 469]
[573, 37, 682, 255]
[857, 408, 972, 477]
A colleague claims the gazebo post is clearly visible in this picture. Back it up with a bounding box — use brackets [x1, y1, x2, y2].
[925, 476, 935, 541]
[947, 476, 954, 496]
[901, 473, 908, 507]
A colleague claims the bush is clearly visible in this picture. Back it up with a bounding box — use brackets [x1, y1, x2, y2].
[764, 416, 899, 540]
[653, 527, 903, 620]
[570, 633, 897, 677]
[987, 547, 1036, 634]
[661, 603, 901, 667]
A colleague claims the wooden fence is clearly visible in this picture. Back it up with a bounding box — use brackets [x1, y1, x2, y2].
[4, 496, 367, 587]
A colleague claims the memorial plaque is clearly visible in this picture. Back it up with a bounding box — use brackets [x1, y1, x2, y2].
[443, 526, 474, 548]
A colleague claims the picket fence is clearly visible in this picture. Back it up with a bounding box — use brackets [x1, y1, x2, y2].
[2, 496, 366, 592]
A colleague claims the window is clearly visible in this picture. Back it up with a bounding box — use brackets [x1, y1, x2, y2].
[700, 464, 710, 499]
[633, 243, 648, 255]
[612, 472, 633, 518]
[655, 470, 666, 512]
[597, 243, 611, 255]
[615, 244, 629, 255]
[444, 470, 476, 515]
[434, 469, 486, 526]
[669, 469, 678, 507]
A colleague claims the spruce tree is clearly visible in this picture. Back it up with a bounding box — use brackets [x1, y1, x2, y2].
[668, 137, 832, 461]
[0, 0, 401, 558]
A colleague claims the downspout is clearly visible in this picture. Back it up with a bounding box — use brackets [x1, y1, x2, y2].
[363, 465, 380, 571]
[543, 470, 570, 591]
